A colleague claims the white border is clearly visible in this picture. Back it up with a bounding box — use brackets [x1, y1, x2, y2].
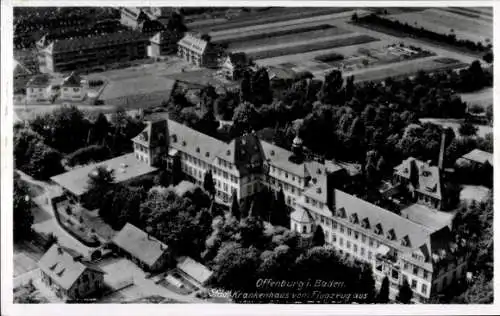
[2, 1, 498, 315]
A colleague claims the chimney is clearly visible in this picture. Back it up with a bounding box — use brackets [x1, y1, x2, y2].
[438, 131, 446, 170]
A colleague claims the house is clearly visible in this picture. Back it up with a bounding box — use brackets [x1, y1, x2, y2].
[266, 66, 296, 87]
[38, 244, 105, 301]
[176, 256, 213, 287]
[220, 52, 251, 80]
[177, 33, 220, 68]
[112, 223, 171, 272]
[148, 31, 180, 57]
[60, 72, 85, 101]
[25, 74, 53, 103]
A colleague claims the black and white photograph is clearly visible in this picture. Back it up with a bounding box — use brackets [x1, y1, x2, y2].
[2, 1, 496, 315]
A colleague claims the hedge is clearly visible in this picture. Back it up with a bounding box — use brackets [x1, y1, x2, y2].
[66, 145, 111, 167]
[314, 52, 345, 63]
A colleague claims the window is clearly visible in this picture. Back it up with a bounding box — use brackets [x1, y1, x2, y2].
[391, 269, 399, 280]
[303, 225, 307, 233]
[285, 172, 288, 178]
[411, 279, 417, 289]
[368, 251, 372, 260]
[346, 241, 351, 249]
[413, 265, 419, 276]
[354, 232, 359, 240]
[423, 270, 429, 280]
[348, 228, 352, 236]
[339, 237, 344, 246]
[340, 226, 345, 233]
[353, 244, 357, 253]
[421, 284, 427, 295]
[361, 247, 365, 256]
[404, 262, 409, 270]
[333, 222, 337, 229]
[369, 238, 374, 247]
[362, 234, 366, 243]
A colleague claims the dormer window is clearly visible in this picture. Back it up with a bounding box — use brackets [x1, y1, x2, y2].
[375, 223, 383, 235]
[317, 168, 322, 175]
[226, 150, 231, 156]
[182, 140, 186, 146]
[362, 218, 370, 229]
[205, 152, 210, 157]
[270, 150, 275, 156]
[172, 134, 177, 142]
[386, 229, 396, 241]
[401, 235, 411, 247]
[336, 207, 346, 218]
[196, 147, 200, 153]
[316, 187, 322, 194]
[350, 213, 359, 224]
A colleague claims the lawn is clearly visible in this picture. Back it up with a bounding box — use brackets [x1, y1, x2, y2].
[388, 9, 492, 44]
[248, 35, 379, 60]
[192, 7, 352, 33]
[229, 26, 351, 51]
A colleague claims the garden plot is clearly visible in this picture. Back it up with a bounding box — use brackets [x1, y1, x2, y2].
[227, 26, 352, 51]
[247, 34, 379, 60]
[388, 9, 493, 44]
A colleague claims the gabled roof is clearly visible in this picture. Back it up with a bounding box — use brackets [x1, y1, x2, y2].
[224, 133, 265, 176]
[38, 245, 104, 290]
[14, 60, 32, 77]
[178, 33, 209, 55]
[132, 120, 169, 148]
[461, 149, 493, 165]
[150, 30, 178, 45]
[26, 74, 51, 88]
[177, 256, 213, 285]
[333, 190, 434, 254]
[168, 118, 228, 165]
[400, 203, 454, 231]
[394, 157, 442, 200]
[267, 66, 296, 81]
[226, 52, 250, 68]
[61, 72, 82, 88]
[112, 223, 169, 268]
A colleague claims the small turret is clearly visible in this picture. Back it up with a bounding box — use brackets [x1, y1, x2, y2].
[290, 134, 304, 164]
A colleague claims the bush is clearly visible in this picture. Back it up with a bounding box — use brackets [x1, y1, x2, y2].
[66, 145, 111, 166]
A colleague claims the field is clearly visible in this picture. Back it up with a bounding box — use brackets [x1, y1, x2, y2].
[459, 88, 493, 108]
[190, 7, 353, 33]
[247, 34, 379, 60]
[388, 8, 493, 44]
[230, 26, 352, 51]
[350, 57, 467, 82]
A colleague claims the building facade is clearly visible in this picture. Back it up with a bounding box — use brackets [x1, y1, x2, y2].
[26, 74, 53, 103]
[38, 31, 148, 73]
[290, 187, 468, 303]
[177, 33, 220, 68]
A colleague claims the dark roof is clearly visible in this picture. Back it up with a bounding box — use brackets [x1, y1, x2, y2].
[132, 120, 169, 148]
[26, 74, 50, 88]
[61, 72, 82, 87]
[112, 223, 169, 268]
[394, 157, 442, 200]
[225, 133, 265, 176]
[51, 31, 147, 54]
[227, 52, 250, 67]
[38, 245, 104, 290]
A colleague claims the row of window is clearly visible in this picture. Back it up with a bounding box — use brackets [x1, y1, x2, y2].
[305, 196, 325, 209]
[270, 165, 301, 185]
[403, 261, 430, 280]
[267, 175, 301, 196]
[135, 143, 149, 154]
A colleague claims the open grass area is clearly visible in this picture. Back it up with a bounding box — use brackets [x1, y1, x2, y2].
[249, 34, 379, 60]
[196, 7, 353, 33]
[352, 57, 467, 83]
[229, 26, 351, 51]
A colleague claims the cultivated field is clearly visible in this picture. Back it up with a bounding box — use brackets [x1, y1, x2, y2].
[459, 88, 493, 108]
[388, 8, 493, 44]
[246, 34, 379, 60]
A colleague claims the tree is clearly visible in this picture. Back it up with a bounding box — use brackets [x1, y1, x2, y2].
[482, 52, 493, 64]
[319, 70, 344, 106]
[171, 155, 183, 186]
[85, 165, 115, 209]
[154, 170, 171, 187]
[271, 187, 289, 227]
[240, 71, 253, 103]
[377, 276, 390, 303]
[459, 118, 478, 137]
[312, 225, 325, 247]
[166, 11, 187, 33]
[13, 175, 33, 242]
[232, 102, 260, 136]
[251, 68, 273, 106]
[397, 279, 413, 303]
[23, 142, 64, 180]
[230, 191, 241, 220]
[239, 216, 265, 248]
[203, 170, 215, 197]
[91, 113, 110, 145]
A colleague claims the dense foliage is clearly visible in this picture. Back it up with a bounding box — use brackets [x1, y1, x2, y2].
[13, 174, 34, 242]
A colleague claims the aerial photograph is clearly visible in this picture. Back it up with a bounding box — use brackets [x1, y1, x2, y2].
[11, 6, 493, 305]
